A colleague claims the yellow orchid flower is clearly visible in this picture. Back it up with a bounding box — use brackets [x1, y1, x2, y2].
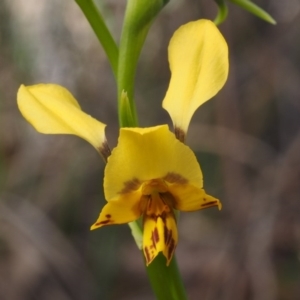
[90, 125, 221, 265]
[17, 20, 228, 265]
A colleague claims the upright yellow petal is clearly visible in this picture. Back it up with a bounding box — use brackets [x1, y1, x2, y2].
[104, 125, 203, 200]
[162, 20, 229, 135]
[17, 84, 107, 151]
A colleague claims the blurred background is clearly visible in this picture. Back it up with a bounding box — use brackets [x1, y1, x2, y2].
[0, 0, 300, 299]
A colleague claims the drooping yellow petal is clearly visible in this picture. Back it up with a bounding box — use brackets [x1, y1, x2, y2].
[90, 190, 142, 230]
[162, 19, 229, 134]
[17, 84, 107, 151]
[167, 183, 222, 211]
[104, 125, 203, 200]
[143, 212, 178, 266]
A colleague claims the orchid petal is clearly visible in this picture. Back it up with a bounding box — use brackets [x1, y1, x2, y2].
[91, 190, 142, 229]
[17, 84, 107, 151]
[104, 125, 203, 200]
[162, 19, 228, 135]
[167, 184, 221, 211]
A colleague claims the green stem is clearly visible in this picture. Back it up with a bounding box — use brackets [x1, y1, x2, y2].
[74, 0, 119, 78]
[146, 254, 188, 300]
[214, 0, 228, 25]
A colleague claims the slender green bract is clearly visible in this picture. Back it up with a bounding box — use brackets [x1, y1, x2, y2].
[229, 0, 276, 24]
[75, 0, 119, 78]
[117, 0, 169, 127]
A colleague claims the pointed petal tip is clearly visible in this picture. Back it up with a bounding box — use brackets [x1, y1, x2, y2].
[90, 223, 99, 231]
[144, 253, 173, 267]
[164, 254, 173, 266]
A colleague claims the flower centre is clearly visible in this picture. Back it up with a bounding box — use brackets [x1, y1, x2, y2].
[140, 179, 178, 265]
[141, 179, 174, 217]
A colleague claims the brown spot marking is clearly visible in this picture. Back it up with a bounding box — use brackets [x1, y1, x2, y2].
[168, 238, 176, 259]
[105, 214, 111, 218]
[120, 178, 141, 194]
[98, 140, 111, 163]
[95, 219, 113, 226]
[151, 227, 160, 248]
[160, 192, 177, 208]
[163, 225, 176, 260]
[174, 126, 186, 143]
[163, 172, 188, 185]
[144, 246, 152, 264]
[164, 225, 172, 245]
[147, 197, 153, 211]
[201, 201, 218, 208]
